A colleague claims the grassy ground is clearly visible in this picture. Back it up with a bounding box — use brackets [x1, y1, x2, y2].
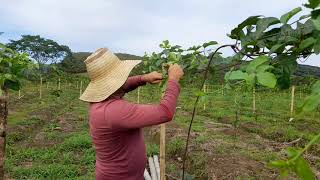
[4, 81, 320, 179]
[6, 83, 94, 179]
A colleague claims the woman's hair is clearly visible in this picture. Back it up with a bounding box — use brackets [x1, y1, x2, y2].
[106, 85, 125, 100]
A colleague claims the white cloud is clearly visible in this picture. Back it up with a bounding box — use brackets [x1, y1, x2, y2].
[0, 0, 318, 66]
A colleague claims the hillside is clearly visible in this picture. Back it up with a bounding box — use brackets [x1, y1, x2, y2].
[59, 52, 142, 73]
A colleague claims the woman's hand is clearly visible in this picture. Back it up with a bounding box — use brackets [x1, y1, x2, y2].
[142, 71, 163, 84]
[168, 64, 184, 82]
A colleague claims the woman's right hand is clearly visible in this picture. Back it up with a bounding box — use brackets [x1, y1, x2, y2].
[168, 64, 184, 82]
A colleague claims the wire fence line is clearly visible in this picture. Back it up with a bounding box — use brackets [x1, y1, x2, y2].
[135, 83, 319, 124]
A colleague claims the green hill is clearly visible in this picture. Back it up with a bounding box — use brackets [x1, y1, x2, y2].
[59, 52, 143, 73]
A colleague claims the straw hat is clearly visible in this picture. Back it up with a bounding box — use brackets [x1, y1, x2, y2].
[79, 48, 141, 102]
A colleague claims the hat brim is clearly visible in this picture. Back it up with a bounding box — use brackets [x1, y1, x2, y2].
[79, 60, 142, 102]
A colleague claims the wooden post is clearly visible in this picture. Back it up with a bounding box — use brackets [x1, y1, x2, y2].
[290, 85, 295, 117]
[58, 78, 61, 90]
[160, 124, 165, 180]
[137, 87, 140, 103]
[40, 77, 43, 98]
[203, 84, 206, 110]
[253, 87, 256, 118]
[18, 90, 21, 99]
[159, 88, 166, 180]
[80, 81, 83, 96]
[221, 84, 224, 96]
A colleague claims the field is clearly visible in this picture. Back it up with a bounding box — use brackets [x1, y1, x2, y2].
[4, 79, 320, 179]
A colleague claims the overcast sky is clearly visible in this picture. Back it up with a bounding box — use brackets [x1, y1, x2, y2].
[0, 0, 319, 66]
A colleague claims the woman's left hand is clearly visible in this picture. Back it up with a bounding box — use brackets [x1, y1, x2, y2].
[142, 71, 163, 84]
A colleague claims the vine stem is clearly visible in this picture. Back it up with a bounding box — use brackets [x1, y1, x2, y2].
[291, 132, 320, 162]
[181, 44, 236, 180]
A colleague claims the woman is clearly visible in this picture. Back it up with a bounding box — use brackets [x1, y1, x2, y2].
[80, 48, 184, 180]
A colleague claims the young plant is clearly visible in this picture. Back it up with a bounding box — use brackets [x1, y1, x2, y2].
[0, 42, 31, 178]
[269, 80, 320, 179]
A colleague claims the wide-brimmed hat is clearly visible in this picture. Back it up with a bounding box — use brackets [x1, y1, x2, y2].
[79, 48, 141, 102]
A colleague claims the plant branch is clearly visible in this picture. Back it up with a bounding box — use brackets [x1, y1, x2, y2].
[181, 44, 236, 180]
[291, 132, 320, 162]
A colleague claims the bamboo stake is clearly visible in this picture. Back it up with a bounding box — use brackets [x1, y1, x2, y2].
[160, 124, 165, 180]
[203, 84, 206, 110]
[221, 84, 224, 95]
[253, 87, 256, 119]
[80, 81, 83, 96]
[290, 85, 295, 118]
[18, 90, 21, 99]
[159, 89, 166, 180]
[39, 77, 42, 99]
[58, 78, 61, 90]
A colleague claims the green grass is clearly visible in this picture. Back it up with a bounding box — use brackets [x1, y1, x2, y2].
[5, 82, 320, 179]
[60, 132, 92, 151]
[167, 137, 185, 156]
[146, 143, 160, 157]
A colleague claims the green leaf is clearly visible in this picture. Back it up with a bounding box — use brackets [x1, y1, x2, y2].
[256, 17, 280, 38]
[230, 16, 261, 39]
[168, 52, 181, 63]
[299, 94, 320, 112]
[311, 80, 320, 94]
[269, 44, 285, 54]
[227, 70, 249, 80]
[257, 72, 277, 88]
[202, 41, 218, 48]
[312, 15, 320, 30]
[305, 0, 320, 9]
[4, 80, 20, 91]
[256, 64, 273, 73]
[246, 56, 270, 74]
[299, 14, 311, 20]
[187, 45, 202, 51]
[246, 74, 256, 87]
[194, 90, 205, 97]
[313, 38, 320, 54]
[293, 157, 315, 180]
[280, 7, 302, 24]
[298, 37, 317, 52]
[268, 160, 289, 168]
[285, 147, 300, 158]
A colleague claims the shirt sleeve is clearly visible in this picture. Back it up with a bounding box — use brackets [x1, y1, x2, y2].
[122, 75, 146, 93]
[106, 80, 180, 129]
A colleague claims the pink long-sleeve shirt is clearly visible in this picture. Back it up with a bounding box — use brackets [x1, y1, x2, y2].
[89, 75, 180, 180]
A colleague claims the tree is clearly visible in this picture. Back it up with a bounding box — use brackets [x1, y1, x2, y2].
[0, 39, 31, 178]
[7, 35, 71, 73]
